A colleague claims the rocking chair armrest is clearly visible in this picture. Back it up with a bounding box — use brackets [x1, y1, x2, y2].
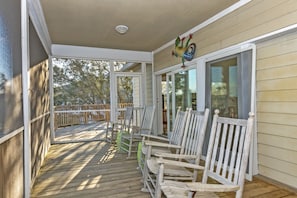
[186, 183, 240, 192]
[154, 153, 197, 160]
[161, 180, 240, 193]
[144, 140, 181, 149]
[156, 158, 204, 170]
[141, 134, 169, 142]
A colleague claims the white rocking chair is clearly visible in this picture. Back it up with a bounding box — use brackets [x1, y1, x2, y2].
[144, 108, 210, 198]
[119, 105, 155, 158]
[139, 108, 190, 187]
[159, 109, 255, 198]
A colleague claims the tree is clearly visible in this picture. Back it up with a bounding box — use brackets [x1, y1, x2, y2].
[53, 58, 111, 105]
[53, 58, 133, 106]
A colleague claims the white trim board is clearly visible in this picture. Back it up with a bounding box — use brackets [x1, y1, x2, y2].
[22, 0, 31, 196]
[155, 22, 297, 75]
[52, 44, 153, 63]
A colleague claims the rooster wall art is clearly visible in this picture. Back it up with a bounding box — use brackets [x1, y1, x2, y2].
[172, 34, 196, 68]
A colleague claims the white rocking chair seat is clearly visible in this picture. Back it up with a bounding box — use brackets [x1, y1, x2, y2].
[147, 157, 193, 177]
[161, 180, 240, 198]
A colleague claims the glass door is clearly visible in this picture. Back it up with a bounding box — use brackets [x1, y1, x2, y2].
[174, 69, 197, 111]
[206, 51, 252, 119]
[166, 67, 197, 132]
[115, 73, 142, 126]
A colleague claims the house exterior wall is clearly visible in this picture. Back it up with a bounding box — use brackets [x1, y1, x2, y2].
[30, 60, 50, 184]
[0, 6, 49, 197]
[29, 17, 50, 186]
[153, 0, 297, 189]
[0, 133, 23, 198]
[154, 0, 297, 71]
[146, 64, 153, 105]
[256, 31, 297, 188]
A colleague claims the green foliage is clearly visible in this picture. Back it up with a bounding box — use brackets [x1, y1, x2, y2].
[53, 58, 111, 105]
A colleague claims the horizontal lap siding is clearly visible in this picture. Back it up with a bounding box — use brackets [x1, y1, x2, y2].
[154, 0, 297, 71]
[153, 0, 297, 189]
[256, 31, 297, 189]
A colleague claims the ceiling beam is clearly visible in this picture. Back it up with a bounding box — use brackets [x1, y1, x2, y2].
[52, 44, 153, 63]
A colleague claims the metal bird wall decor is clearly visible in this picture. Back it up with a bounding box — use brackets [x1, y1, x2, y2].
[172, 34, 196, 68]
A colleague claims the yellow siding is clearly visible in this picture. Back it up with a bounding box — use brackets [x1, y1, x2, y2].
[146, 64, 153, 105]
[154, 0, 297, 71]
[257, 31, 297, 188]
[153, 0, 297, 188]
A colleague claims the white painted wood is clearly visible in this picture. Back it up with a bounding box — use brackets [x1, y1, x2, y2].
[197, 59, 205, 111]
[141, 108, 189, 195]
[151, 109, 210, 198]
[109, 61, 116, 122]
[22, 0, 31, 197]
[141, 62, 147, 106]
[52, 44, 152, 63]
[0, 127, 24, 144]
[120, 105, 155, 158]
[49, 57, 55, 142]
[160, 110, 254, 198]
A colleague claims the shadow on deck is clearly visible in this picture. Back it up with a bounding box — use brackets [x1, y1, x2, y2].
[31, 141, 297, 198]
[31, 141, 150, 198]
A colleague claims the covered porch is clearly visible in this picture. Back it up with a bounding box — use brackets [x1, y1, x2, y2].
[31, 141, 297, 198]
[1, 0, 297, 197]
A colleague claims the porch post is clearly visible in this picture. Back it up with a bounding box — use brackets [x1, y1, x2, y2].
[109, 61, 116, 122]
[21, 0, 31, 197]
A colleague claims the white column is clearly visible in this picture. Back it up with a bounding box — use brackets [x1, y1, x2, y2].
[49, 57, 55, 141]
[109, 61, 116, 122]
[21, 0, 31, 197]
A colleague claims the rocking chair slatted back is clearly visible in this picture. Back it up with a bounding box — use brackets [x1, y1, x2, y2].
[159, 109, 254, 198]
[138, 105, 155, 135]
[180, 109, 209, 157]
[168, 107, 188, 147]
[203, 109, 254, 197]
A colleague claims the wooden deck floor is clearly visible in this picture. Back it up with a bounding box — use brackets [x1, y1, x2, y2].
[31, 141, 297, 198]
[54, 122, 107, 143]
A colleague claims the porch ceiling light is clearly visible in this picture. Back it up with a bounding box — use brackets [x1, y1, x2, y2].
[115, 25, 128, 34]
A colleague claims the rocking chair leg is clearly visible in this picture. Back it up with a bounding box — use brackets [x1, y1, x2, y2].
[155, 163, 164, 198]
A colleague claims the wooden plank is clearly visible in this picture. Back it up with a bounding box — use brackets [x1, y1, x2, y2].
[222, 9, 297, 49]
[1, 133, 24, 198]
[257, 112, 297, 126]
[257, 33, 297, 60]
[257, 64, 297, 81]
[258, 144, 297, 164]
[31, 141, 297, 198]
[257, 76, 297, 91]
[196, 0, 289, 47]
[258, 166, 297, 189]
[258, 133, 297, 151]
[257, 51, 297, 70]
[257, 90, 297, 102]
[258, 154, 297, 177]
[258, 122, 297, 139]
[257, 102, 297, 114]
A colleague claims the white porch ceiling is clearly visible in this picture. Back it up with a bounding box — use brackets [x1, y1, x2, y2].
[39, 0, 239, 52]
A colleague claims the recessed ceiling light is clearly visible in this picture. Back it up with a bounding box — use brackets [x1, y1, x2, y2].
[115, 25, 128, 34]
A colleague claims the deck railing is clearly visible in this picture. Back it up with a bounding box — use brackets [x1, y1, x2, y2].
[54, 103, 133, 129]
